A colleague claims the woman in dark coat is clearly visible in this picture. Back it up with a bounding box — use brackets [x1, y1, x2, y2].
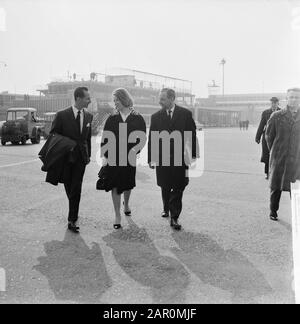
[101, 88, 146, 229]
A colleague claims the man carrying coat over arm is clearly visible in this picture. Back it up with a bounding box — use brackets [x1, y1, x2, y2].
[265, 88, 300, 221]
[148, 88, 199, 230]
[50, 87, 93, 233]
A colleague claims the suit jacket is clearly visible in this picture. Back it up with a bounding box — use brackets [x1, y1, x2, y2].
[255, 107, 280, 163]
[38, 133, 77, 185]
[148, 105, 199, 188]
[265, 107, 300, 191]
[50, 106, 93, 164]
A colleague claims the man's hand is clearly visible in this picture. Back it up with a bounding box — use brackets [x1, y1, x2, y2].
[102, 157, 108, 166]
[191, 158, 197, 164]
[148, 162, 156, 169]
[189, 158, 197, 168]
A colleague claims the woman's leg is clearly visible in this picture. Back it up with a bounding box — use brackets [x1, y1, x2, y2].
[111, 188, 121, 224]
[123, 190, 131, 212]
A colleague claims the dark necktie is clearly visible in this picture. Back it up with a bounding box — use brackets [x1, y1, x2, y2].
[167, 109, 172, 122]
[76, 110, 81, 133]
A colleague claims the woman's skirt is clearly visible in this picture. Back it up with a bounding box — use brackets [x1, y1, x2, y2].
[105, 165, 136, 194]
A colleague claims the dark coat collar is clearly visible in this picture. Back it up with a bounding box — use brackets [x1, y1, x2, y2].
[170, 105, 181, 125]
[280, 106, 300, 122]
[159, 104, 181, 115]
[157, 105, 182, 127]
[113, 108, 139, 121]
[268, 107, 280, 113]
[67, 107, 79, 135]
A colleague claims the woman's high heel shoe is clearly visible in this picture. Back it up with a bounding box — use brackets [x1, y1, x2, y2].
[123, 201, 131, 216]
[113, 224, 122, 229]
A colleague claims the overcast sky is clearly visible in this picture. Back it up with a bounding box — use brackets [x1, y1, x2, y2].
[0, 0, 299, 97]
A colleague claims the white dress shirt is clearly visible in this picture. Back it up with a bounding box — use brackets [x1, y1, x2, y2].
[72, 106, 84, 133]
[167, 104, 176, 119]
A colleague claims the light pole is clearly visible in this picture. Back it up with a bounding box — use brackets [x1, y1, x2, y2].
[220, 58, 226, 96]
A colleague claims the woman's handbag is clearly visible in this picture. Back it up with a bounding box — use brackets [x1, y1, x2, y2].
[96, 165, 108, 190]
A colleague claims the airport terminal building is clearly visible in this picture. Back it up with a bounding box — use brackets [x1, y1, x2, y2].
[195, 92, 287, 124]
[0, 68, 286, 127]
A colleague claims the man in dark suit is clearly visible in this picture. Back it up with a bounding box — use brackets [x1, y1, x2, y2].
[255, 97, 280, 179]
[148, 88, 199, 230]
[50, 87, 93, 233]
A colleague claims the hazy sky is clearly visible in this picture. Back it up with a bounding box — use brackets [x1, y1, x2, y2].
[0, 0, 299, 97]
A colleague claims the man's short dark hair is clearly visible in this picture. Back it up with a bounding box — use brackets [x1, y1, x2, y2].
[287, 87, 300, 93]
[74, 87, 89, 101]
[161, 88, 176, 100]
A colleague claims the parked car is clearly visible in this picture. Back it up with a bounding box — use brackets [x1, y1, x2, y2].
[0, 107, 44, 145]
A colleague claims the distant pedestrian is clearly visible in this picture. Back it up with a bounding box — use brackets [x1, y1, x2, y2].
[265, 88, 300, 221]
[255, 97, 280, 179]
[245, 120, 249, 130]
[241, 121, 246, 130]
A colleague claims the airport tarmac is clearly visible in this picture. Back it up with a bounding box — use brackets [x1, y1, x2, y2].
[0, 127, 294, 303]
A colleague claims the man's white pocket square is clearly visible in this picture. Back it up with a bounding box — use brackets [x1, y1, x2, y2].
[86, 123, 91, 127]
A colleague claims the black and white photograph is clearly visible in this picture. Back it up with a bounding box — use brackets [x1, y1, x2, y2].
[0, 0, 300, 307]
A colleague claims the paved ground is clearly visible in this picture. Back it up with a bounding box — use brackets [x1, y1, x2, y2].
[0, 127, 294, 304]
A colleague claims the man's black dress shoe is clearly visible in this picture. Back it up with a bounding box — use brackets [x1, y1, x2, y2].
[170, 218, 182, 230]
[68, 222, 80, 233]
[113, 224, 122, 229]
[270, 211, 278, 221]
[161, 211, 169, 218]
